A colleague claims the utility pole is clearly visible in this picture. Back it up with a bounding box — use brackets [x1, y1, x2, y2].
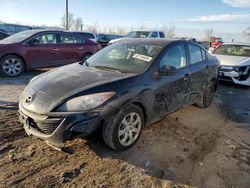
[66, 0, 68, 30]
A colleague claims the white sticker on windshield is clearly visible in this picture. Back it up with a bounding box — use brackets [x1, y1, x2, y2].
[132, 54, 152, 62]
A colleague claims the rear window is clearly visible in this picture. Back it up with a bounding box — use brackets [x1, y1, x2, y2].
[159, 32, 165, 38]
[60, 34, 83, 43]
[201, 49, 207, 60]
[188, 44, 203, 64]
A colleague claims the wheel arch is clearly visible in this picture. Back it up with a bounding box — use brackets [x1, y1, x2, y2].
[0, 53, 27, 70]
[210, 77, 218, 91]
[131, 101, 147, 125]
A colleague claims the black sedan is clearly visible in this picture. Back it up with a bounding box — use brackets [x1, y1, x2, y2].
[19, 39, 220, 151]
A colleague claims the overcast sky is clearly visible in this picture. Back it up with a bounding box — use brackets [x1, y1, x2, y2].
[0, 0, 250, 42]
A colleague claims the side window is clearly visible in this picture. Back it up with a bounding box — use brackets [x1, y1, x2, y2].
[60, 34, 83, 43]
[188, 44, 203, 64]
[150, 32, 158, 38]
[201, 49, 206, 61]
[83, 33, 95, 39]
[159, 32, 165, 38]
[99, 34, 106, 40]
[160, 44, 187, 69]
[34, 33, 57, 44]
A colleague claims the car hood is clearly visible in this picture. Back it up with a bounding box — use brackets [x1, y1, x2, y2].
[19, 63, 136, 115]
[214, 54, 250, 66]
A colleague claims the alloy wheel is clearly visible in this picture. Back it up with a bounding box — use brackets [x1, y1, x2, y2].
[118, 112, 142, 146]
[3, 58, 22, 76]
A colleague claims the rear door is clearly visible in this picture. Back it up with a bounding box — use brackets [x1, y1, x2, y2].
[25, 32, 59, 68]
[152, 42, 191, 117]
[187, 43, 209, 103]
[56, 33, 87, 65]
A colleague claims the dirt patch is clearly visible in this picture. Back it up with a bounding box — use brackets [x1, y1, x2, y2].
[1, 102, 250, 187]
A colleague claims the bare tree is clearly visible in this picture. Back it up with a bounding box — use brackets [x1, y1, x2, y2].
[74, 17, 83, 31]
[61, 13, 75, 30]
[117, 27, 126, 35]
[243, 27, 250, 38]
[204, 28, 214, 41]
[139, 25, 145, 30]
[166, 24, 175, 39]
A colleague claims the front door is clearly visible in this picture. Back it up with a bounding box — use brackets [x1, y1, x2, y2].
[152, 43, 191, 117]
[25, 33, 59, 68]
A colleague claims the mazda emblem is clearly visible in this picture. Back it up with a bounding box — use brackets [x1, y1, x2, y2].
[25, 96, 33, 104]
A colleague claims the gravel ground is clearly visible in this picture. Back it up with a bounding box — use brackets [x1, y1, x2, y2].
[0, 70, 250, 188]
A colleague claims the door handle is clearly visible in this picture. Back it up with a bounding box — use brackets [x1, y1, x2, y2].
[53, 48, 59, 51]
[184, 73, 190, 81]
[78, 47, 84, 50]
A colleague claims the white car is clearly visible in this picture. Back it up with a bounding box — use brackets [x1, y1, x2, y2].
[213, 43, 250, 86]
[108, 30, 165, 45]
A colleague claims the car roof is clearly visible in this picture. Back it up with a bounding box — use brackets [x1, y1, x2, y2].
[25, 29, 82, 35]
[128, 30, 164, 33]
[221, 42, 250, 46]
[116, 38, 188, 47]
[72, 31, 95, 34]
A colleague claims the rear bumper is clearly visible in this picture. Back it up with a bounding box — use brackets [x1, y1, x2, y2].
[19, 105, 117, 148]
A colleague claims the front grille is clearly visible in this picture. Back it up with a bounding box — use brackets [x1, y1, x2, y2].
[29, 118, 63, 135]
[219, 75, 233, 81]
[220, 68, 233, 72]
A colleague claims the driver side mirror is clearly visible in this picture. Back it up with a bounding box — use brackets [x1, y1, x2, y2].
[159, 64, 177, 75]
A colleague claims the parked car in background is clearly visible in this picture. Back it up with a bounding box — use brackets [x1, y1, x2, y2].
[73, 31, 98, 43]
[96, 33, 123, 47]
[213, 43, 250, 86]
[0, 23, 42, 35]
[0, 29, 102, 77]
[19, 39, 219, 151]
[0, 31, 9, 40]
[210, 36, 223, 49]
[108, 30, 165, 45]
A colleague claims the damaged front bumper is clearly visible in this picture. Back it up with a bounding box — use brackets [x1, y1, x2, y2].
[218, 65, 250, 86]
[19, 105, 117, 149]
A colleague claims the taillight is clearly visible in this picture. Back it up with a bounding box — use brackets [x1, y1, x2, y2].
[98, 44, 102, 50]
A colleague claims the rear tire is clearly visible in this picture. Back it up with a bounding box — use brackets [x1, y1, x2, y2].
[102, 104, 144, 151]
[0, 55, 24, 77]
[196, 82, 215, 108]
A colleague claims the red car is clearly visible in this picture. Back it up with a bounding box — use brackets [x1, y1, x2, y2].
[210, 36, 223, 49]
[0, 30, 102, 76]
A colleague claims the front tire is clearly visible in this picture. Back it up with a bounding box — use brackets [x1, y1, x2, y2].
[0, 55, 24, 77]
[102, 104, 144, 151]
[196, 82, 215, 108]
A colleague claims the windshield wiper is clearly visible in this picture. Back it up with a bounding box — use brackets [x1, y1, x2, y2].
[92, 65, 122, 73]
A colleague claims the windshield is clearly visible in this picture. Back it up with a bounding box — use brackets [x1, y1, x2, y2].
[213, 44, 250, 57]
[126, 31, 150, 38]
[0, 30, 37, 44]
[85, 43, 162, 73]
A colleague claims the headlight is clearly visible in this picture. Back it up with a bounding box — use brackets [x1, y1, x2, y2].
[55, 92, 116, 112]
[29, 75, 39, 84]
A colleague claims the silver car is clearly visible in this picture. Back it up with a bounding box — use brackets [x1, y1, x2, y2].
[213, 43, 250, 86]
